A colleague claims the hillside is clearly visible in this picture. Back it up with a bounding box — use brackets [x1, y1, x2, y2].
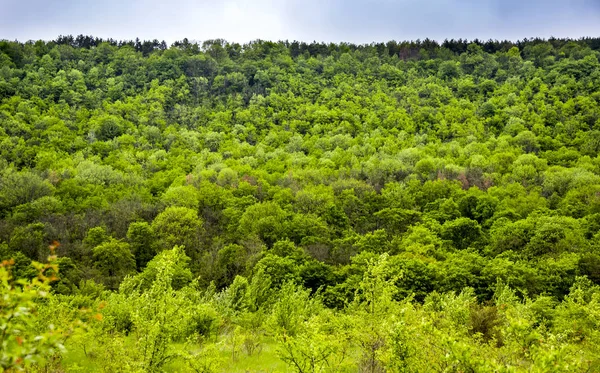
[1, 36, 600, 372]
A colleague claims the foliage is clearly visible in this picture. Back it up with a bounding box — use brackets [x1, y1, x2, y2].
[1, 33, 600, 371]
[0, 248, 72, 370]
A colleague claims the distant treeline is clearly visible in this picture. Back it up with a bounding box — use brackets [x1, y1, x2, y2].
[1, 34, 600, 63]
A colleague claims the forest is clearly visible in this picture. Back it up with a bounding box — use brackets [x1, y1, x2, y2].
[1, 34, 600, 372]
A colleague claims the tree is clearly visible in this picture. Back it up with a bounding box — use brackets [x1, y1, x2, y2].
[92, 239, 136, 289]
[438, 60, 461, 80]
[0, 255, 72, 370]
[127, 221, 158, 270]
[0, 169, 54, 216]
[215, 244, 248, 289]
[122, 245, 193, 292]
[254, 254, 301, 290]
[121, 246, 202, 372]
[9, 222, 47, 260]
[83, 226, 110, 249]
[350, 254, 399, 373]
[238, 202, 288, 247]
[441, 218, 483, 250]
[277, 313, 353, 373]
[152, 206, 204, 259]
[94, 115, 124, 141]
[269, 281, 319, 337]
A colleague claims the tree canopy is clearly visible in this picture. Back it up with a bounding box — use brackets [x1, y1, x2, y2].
[1, 34, 600, 371]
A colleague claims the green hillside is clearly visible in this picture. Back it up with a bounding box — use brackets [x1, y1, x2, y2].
[1, 36, 600, 372]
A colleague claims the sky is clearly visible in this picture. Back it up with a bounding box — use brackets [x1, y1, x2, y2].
[2, 0, 600, 44]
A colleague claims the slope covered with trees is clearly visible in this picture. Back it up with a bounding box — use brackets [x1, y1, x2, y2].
[1, 35, 600, 371]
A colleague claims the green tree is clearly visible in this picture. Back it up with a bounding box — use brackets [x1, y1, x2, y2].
[0, 257, 71, 370]
[441, 218, 483, 250]
[127, 221, 159, 270]
[92, 239, 136, 289]
[152, 206, 204, 259]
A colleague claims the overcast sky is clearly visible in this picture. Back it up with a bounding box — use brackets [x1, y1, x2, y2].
[2, 0, 600, 44]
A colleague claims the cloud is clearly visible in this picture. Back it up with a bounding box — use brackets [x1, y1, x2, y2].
[295, 0, 600, 43]
[1, 0, 599, 44]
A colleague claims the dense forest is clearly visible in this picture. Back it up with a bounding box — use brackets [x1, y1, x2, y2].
[1, 34, 600, 372]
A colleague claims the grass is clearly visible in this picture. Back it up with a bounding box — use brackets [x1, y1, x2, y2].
[58, 335, 292, 372]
